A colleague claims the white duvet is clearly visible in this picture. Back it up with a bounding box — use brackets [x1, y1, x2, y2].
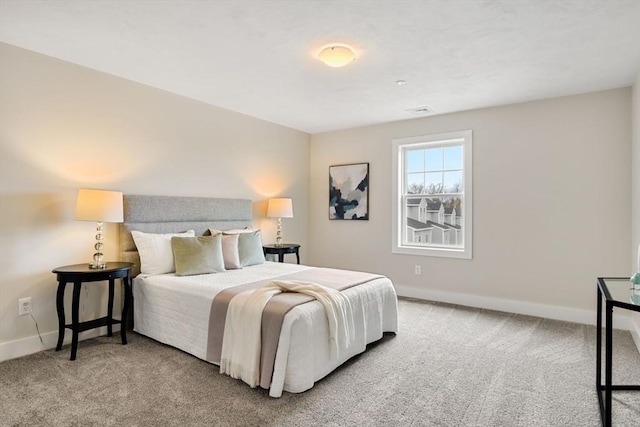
[133, 262, 398, 397]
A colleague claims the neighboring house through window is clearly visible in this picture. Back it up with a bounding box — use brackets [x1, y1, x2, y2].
[392, 130, 472, 259]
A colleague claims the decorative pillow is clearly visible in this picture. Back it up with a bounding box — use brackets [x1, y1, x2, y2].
[237, 230, 265, 267]
[220, 233, 241, 270]
[209, 228, 254, 269]
[171, 235, 225, 276]
[131, 230, 195, 275]
[209, 227, 253, 235]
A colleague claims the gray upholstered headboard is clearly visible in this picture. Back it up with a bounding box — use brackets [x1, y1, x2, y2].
[120, 195, 253, 276]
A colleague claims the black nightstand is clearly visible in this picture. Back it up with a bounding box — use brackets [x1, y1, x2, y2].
[53, 262, 133, 360]
[263, 244, 301, 264]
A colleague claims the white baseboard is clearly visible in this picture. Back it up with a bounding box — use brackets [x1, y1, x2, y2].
[395, 284, 635, 332]
[0, 325, 120, 362]
[4, 287, 638, 361]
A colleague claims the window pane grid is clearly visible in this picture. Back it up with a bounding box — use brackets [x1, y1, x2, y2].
[403, 147, 464, 195]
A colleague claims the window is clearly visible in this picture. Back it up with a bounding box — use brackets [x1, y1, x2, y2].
[392, 130, 472, 259]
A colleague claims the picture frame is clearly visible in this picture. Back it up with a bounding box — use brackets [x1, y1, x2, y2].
[329, 162, 369, 220]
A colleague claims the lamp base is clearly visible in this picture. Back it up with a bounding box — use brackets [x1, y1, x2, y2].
[90, 222, 107, 269]
[275, 218, 283, 247]
[89, 262, 108, 269]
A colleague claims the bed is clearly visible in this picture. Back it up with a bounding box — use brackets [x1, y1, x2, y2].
[120, 195, 398, 397]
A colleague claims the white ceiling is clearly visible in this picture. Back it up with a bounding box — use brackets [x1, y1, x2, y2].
[1, 0, 639, 134]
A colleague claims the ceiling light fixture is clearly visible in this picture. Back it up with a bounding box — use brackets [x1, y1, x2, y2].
[318, 45, 356, 68]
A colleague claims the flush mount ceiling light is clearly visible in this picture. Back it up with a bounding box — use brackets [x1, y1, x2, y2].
[318, 45, 356, 68]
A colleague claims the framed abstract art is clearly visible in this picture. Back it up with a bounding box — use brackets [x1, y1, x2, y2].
[329, 162, 369, 220]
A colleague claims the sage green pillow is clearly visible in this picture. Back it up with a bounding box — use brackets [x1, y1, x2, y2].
[171, 235, 225, 276]
[237, 230, 266, 267]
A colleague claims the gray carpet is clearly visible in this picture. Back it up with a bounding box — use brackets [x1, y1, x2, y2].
[1, 298, 639, 426]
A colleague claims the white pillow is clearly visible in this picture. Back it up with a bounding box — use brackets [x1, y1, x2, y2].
[131, 230, 195, 275]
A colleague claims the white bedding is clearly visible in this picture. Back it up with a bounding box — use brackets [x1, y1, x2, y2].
[133, 261, 398, 397]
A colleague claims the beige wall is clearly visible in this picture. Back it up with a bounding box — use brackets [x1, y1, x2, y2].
[309, 88, 632, 323]
[632, 72, 640, 351]
[0, 43, 310, 359]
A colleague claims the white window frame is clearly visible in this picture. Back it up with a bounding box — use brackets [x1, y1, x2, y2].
[392, 130, 473, 259]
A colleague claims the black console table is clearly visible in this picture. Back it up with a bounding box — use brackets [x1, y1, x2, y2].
[595, 277, 640, 426]
[53, 262, 133, 360]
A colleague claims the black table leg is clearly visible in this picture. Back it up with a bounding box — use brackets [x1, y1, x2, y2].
[604, 300, 613, 427]
[120, 276, 131, 345]
[596, 286, 602, 414]
[278, 253, 284, 263]
[295, 249, 300, 264]
[70, 281, 82, 361]
[107, 278, 115, 337]
[55, 281, 67, 351]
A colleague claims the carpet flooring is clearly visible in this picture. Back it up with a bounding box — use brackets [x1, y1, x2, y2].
[1, 298, 639, 426]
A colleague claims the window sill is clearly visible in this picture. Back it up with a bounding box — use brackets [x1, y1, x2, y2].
[392, 245, 472, 259]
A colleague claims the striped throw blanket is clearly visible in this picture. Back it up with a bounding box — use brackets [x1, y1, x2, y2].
[219, 280, 355, 388]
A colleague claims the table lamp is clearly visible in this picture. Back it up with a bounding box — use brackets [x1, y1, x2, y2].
[267, 198, 293, 247]
[74, 189, 124, 269]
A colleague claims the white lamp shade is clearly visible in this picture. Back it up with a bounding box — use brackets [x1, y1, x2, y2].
[267, 198, 293, 218]
[74, 189, 124, 223]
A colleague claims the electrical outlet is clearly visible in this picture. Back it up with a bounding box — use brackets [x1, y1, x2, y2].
[18, 297, 32, 316]
[414, 265, 421, 275]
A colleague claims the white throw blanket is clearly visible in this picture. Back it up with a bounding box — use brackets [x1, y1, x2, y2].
[219, 280, 355, 388]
